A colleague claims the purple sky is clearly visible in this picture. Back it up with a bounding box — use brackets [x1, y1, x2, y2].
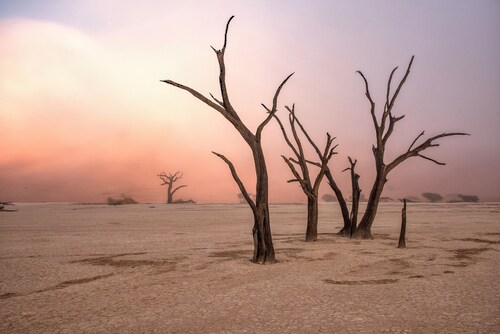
[1, 1, 499, 202]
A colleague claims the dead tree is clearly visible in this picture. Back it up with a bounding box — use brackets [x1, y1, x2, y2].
[398, 199, 407, 248]
[161, 16, 293, 263]
[274, 105, 336, 241]
[342, 157, 361, 237]
[323, 156, 361, 237]
[353, 56, 469, 239]
[158, 171, 187, 204]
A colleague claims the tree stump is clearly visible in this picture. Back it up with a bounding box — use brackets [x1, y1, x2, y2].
[398, 199, 407, 248]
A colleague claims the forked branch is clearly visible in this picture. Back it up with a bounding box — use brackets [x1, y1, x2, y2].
[161, 79, 237, 125]
[158, 171, 184, 185]
[387, 56, 414, 113]
[273, 109, 301, 159]
[257, 73, 294, 141]
[162, 16, 242, 128]
[387, 132, 470, 173]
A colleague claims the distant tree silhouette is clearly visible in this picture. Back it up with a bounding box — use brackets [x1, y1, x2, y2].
[401, 196, 420, 203]
[161, 16, 293, 263]
[422, 192, 443, 203]
[107, 195, 138, 206]
[274, 104, 336, 241]
[321, 194, 337, 202]
[237, 193, 255, 204]
[158, 171, 187, 204]
[352, 56, 469, 239]
[458, 194, 479, 203]
[173, 199, 196, 204]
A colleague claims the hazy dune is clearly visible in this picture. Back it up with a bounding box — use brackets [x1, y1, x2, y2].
[0, 202, 499, 333]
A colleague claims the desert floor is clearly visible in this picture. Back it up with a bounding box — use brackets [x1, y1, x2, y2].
[1, 202, 499, 333]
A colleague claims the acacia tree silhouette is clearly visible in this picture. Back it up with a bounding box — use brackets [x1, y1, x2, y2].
[158, 171, 187, 204]
[274, 104, 336, 241]
[352, 56, 469, 239]
[161, 16, 293, 263]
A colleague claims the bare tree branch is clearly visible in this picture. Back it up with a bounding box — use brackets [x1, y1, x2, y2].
[161, 80, 240, 125]
[387, 56, 414, 113]
[256, 73, 294, 141]
[321, 133, 335, 162]
[171, 171, 183, 183]
[209, 93, 224, 107]
[289, 157, 324, 168]
[281, 155, 312, 196]
[382, 114, 405, 145]
[387, 132, 469, 173]
[222, 16, 235, 51]
[162, 17, 245, 131]
[385, 66, 398, 112]
[273, 110, 301, 160]
[212, 151, 257, 214]
[287, 105, 325, 159]
[172, 184, 188, 196]
[408, 131, 425, 152]
[417, 154, 446, 165]
[210, 15, 239, 120]
[356, 70, 379, 135]
[295, 158, 322, 168]
[324, 167, 351, 226]
[158, 171, 182, 185]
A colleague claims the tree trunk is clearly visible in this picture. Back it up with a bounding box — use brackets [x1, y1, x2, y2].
[398, 199, 407, 248]
[252, 204, 274, 263]
[349, 178, 360, 238]
[336, 158, 361, 237]
[305, 196, 319, 242]
[167, 183, 173, 204]
[325, 170, 351, 235]
[274, 106, 335, 243]
[251, 144, 275, 263]
[354, 169, 386, 239]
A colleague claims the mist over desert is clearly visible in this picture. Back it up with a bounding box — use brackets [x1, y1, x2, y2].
[1, 1, 500, 333]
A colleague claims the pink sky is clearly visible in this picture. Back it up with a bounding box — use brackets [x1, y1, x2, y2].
[1, 1, 499, 203]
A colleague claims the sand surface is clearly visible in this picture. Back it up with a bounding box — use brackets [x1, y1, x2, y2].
[1, 202, 499, 333]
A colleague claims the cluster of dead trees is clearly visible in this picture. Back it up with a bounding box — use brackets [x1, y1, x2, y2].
[162, 16, 468, 263]
[422, 192, 479, 203]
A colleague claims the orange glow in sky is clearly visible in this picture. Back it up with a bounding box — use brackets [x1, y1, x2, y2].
[1, 1, 499, 203]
